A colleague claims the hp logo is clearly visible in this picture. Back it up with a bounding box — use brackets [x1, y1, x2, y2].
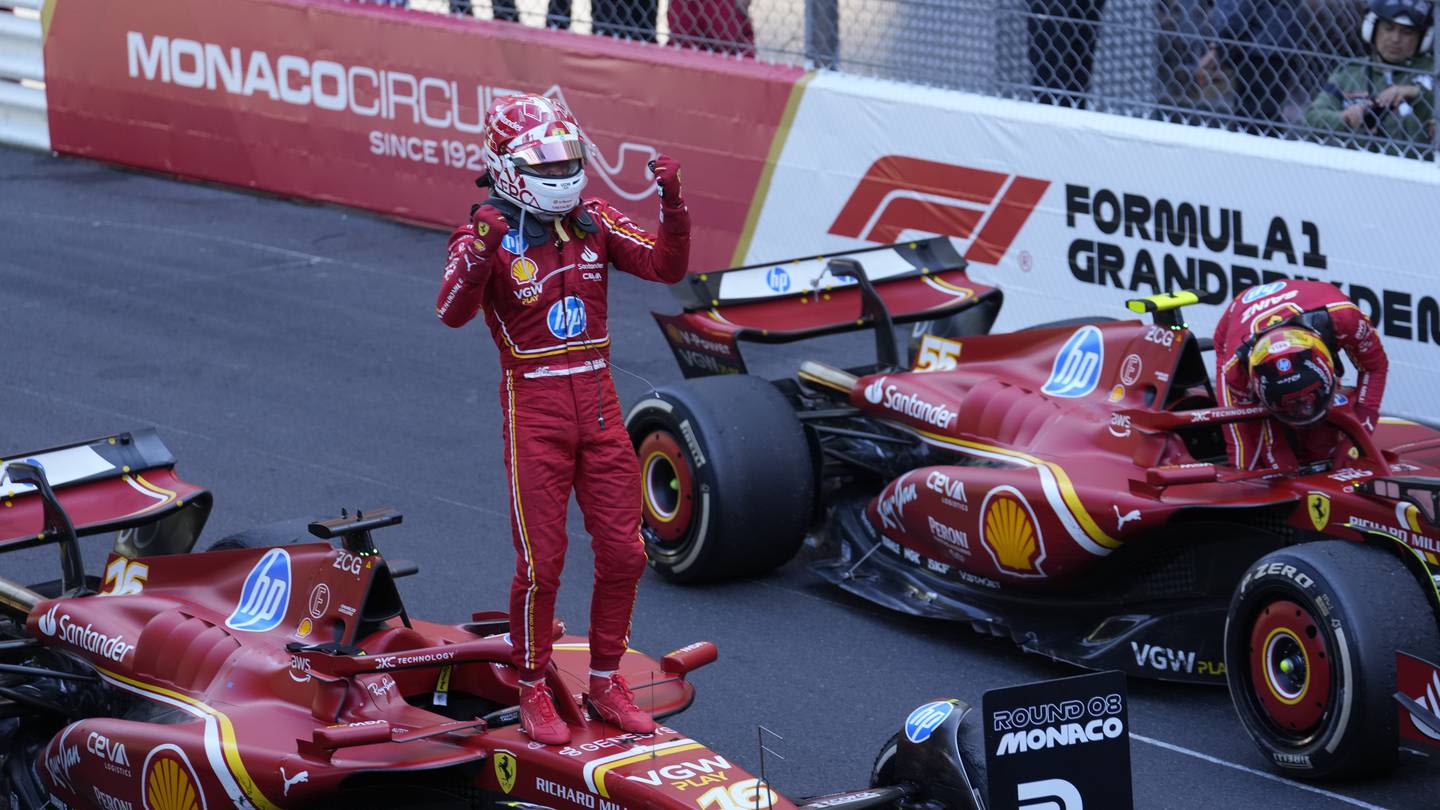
[1241, 281, 1286, 302]
[546, 296, 587, 339]
[904, 700, 955, 744]
[1042, 326, 1104, 398]
[766, 267, 791, 293]
[226, 548, 292, 632]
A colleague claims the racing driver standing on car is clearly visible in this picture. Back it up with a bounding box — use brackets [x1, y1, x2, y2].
[435, 94, 689, 745]
[1213, 279, 1388, 472]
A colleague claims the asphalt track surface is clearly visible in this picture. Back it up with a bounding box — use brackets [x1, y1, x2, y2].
[2, 145, 1438, 810]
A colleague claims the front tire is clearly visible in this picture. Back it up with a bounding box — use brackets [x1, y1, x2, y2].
[626, 375, 813, 583]
[1224, 540, 1440, 778]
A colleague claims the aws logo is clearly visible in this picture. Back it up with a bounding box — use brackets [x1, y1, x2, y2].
[828, 156, 1049, 265]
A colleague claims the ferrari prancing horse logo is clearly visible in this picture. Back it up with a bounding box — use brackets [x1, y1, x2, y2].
[1307, 492, 1331, 531]
[494, 749, 517, 794]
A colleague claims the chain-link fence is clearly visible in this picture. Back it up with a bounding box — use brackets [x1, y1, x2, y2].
[375, 0, 1438, 161]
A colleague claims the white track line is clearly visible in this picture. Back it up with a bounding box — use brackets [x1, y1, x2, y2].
[1131, 733, 1391, 810]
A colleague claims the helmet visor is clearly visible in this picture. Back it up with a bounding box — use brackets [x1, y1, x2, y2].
[1272, 385, 1329, 426]
[509, 138, 587, 169]
[519, 159, 582, 178]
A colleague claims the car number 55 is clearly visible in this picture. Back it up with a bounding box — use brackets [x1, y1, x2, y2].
[914, 335, 962, 373]
[100, 558, 149, 596]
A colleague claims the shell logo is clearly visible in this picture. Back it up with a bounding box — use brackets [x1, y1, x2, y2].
[511, 256, 539, 284]
[142, 744, 206, 810]
[979, 486, 1046, 577]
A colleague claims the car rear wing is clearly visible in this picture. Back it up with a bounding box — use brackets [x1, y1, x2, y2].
[655, 237, 1002, 377]
[0, 428, 212, 555]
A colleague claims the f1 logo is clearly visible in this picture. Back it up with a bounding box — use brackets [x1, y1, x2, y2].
[1017, 778, 1083, 810]
[828, 156, 1049, 265]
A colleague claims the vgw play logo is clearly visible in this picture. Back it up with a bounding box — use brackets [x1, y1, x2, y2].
[1041, 326, 1104, 398]
[226, 548, 292, 632]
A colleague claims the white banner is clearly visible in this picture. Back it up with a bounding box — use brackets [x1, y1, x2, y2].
[747, 72, 1440, 421]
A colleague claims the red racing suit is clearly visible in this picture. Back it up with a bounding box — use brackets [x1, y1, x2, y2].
[436, 196, 689, 679]
[1213, 279, 1387, 471]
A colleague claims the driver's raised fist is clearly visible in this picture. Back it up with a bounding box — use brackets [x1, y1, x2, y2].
[468, 204, 509, 256]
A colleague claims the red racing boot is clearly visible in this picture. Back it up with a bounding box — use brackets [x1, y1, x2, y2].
[519, 682, 571, 745]
[587, 674, 656, 734]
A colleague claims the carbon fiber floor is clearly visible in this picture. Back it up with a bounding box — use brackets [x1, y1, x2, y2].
[2, 146, 1435, 809]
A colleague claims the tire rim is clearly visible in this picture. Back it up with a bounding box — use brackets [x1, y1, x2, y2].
[1247, 599, 1332, 736]
[637, 430, 695, 545]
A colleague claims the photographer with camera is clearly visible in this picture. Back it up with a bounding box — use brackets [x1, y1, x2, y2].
[1304, 0, 1435, 156]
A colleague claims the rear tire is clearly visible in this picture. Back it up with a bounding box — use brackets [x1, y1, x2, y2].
[625, 375, 813, 583]
[1022, 315, 1115, 331]
[869, 732, 900, 788]
[205, 518, 316, 552]
[1224, 540, 1440, 778]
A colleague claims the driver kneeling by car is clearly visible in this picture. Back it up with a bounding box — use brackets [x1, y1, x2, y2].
[434, 93, 690, 744]
[1213, 280, 1388, 472]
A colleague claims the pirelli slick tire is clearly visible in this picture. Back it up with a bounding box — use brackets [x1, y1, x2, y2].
[869, 733, 902, 788]
[205, 518, 315, 551]
[625, 375, 813, 583]
[1022, 315, 1116, 331]
[1224, 540, 1440, 779]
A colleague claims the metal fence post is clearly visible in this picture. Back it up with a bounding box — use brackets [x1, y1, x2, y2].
[805, 0, 839, 70]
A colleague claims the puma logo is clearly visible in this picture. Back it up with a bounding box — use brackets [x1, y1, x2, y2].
[281, 768, 309, 796]
[1113, 505, 1141, 531]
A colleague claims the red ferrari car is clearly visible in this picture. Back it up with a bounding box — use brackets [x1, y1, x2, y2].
[0, 430, 987, 809]
[626, 237, 1440, 779]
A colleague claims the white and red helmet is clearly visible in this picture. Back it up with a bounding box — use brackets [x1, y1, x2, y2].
[482, 94, 594, 217]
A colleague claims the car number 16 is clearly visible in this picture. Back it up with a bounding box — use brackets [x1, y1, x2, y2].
[698, 779, 779, 810]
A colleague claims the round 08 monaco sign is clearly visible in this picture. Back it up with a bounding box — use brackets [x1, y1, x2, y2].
[982, 670, 1133, 810]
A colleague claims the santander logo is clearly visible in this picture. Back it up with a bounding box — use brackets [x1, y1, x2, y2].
[581, 245, 598, 263]
[1411, 668, 1440, 741]
[863, 377, 958, 429]
[864, 376, 887, 404]
[38, 604, 59, 636]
